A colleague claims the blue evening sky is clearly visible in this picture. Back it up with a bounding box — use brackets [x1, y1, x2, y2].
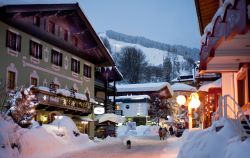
[1, 0, 201, 48]
[79, 0, 201, 48]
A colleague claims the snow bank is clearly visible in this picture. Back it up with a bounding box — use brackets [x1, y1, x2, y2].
[0, 115, 94, 158]
[178, 118, 250, 158]
[116, 125, 159, 137]
[0, 117, 20, 158]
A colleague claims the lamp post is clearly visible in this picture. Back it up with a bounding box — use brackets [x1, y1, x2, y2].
[176, 93, 201, 130]
[188, 93, 201, 129]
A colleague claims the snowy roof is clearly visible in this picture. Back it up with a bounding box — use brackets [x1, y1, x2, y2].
[171, 83, 197, 92]
[36, 86, 96, 103]
[198, 78, 221, 92]
[117, 82, 173, 95]
[201, 0, 238, 44]
[115, 95, 151, 100]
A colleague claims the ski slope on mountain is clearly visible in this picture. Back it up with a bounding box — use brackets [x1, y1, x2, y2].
[100, 33, 186, 66]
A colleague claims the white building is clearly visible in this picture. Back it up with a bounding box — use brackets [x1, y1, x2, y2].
[115, 95, 151, 117]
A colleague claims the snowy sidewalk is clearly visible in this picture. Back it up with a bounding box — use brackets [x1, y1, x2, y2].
[56, 136, 182, 158]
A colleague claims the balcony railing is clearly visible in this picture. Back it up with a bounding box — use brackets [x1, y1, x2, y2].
[35, 89, 92, 114]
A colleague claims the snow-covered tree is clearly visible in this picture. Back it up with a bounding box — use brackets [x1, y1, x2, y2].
[6, 86, 38, 128]
[162, 57, 172, 82]
[117, 46, 148, 83]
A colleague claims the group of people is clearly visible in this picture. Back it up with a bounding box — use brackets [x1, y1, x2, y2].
[158, 125, 175, 140]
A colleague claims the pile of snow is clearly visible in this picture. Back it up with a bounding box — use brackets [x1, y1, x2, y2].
[116, 125, 159, 137]
[0, 115, 94, 158]
[178, 118, 250, 158]
[0, 116, 21, 158]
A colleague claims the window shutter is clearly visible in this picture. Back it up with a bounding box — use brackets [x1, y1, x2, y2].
[6, 30, 10, 48]
[39, 44, 42, 59]
[29, 40, 32, 55]
[51, 50, 54, 63]
[78, 61, 80, 74]
[59, 53, 63, 66]
[17, 35, 21, 52]
[71, 58, 74, 71]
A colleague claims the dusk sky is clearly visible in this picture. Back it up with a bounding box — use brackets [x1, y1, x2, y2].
[1, 0, 201, 48]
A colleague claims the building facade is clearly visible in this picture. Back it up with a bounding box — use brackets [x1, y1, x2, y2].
[195, 0, 250, 118]
[0, 4, 122, 132]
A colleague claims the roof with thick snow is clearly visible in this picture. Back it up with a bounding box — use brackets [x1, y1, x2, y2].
[171, 83, 197, 92]
[198, 78, 221, 92]
[115, 95, 150, 100]
[116, 82, 173, 96]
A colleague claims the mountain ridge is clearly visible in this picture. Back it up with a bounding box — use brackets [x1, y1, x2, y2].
[105, 30, 200, 61]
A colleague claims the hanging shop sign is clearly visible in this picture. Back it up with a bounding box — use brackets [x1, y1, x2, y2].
[94, 106, 105, 114]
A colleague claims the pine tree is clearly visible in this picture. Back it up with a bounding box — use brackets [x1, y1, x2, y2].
[6, 86, 38, 128]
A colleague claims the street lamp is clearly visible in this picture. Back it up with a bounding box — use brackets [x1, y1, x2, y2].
[188, 93, 201, 129]
[176, 93, 201, 130]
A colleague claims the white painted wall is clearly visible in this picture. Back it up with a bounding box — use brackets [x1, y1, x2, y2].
[221, 72, 238, 118]
[119, 102, 150, 117]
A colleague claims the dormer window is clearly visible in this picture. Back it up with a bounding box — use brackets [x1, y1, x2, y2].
[33, 16, 40, 27]
[72, 35, 78, 47]
[64, 29, 68, 41]
[48, 21, 55, 34]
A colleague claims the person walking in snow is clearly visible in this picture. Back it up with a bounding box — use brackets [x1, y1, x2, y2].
[169, 125, 174, 136]
[161, 127, 167, 140]
[158, 127, 163, 140]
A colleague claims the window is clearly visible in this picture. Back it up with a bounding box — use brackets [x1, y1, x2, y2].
[33, 16, 40, 26]
[51, 49, 62, 66]
[72, 36, 78, 47]
[7, 71, 15, 90]
[64, 29, 68, 41]
[30, 40, 42, 59]
[84, 64, 91, 78]
[6, 30, 21, 51]
[71, 58, 80, 74]
[31, 77, 38, 86]
[48, 21, 55, 34]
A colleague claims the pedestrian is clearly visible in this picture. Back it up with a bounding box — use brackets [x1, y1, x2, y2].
[161, 127, 167, 140]
[158, 127, 163, 140]
[169, 125, 174, 136]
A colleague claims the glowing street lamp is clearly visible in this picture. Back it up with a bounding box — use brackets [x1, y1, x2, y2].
[176, 95, 186, 106]
[176, 93, 201, 130]
[188, 93, 201, 129]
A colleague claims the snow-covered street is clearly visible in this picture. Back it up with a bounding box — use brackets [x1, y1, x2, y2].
[56, 136, 181, 158]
